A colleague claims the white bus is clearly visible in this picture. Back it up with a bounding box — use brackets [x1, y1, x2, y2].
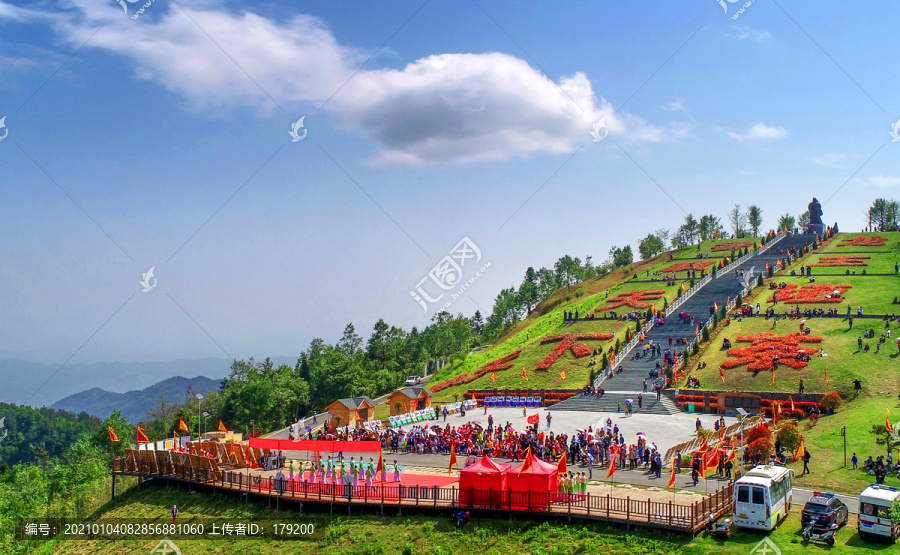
[859, 484, 900, 543]
[733, 465, 794, 530]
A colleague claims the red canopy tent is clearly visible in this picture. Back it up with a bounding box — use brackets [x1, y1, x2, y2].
[507, 456, 559, 510]
[458, 455, 510, 508]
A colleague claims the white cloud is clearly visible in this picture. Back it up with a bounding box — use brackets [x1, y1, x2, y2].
[2, 1, 682, 164]
[663, 98, 688, 112]
[864, 175, 900, 187]
[726, 123, 789, 142]
[731, 25, 772, 42]
[810, 153, 866, 168]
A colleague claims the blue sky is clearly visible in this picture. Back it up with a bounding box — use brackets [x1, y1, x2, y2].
[0, 0, 897, 366]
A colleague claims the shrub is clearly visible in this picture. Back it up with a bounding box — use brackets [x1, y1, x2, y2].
[681, 453, 693, 467]
[749, 437, 775, 460]
[819, 392, 843, 412]
[757, 275, 764, 287]
[575, 286, 586, 298]
[745, 423, 771, 444]
[692, 342, 699, 355]
[775, 422, 802, 452]
[702, 326, 710, 342]
[808, 413, 819, 426]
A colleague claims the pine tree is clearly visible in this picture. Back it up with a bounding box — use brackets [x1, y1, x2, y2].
[692, 341, 700, 355]
[702, 325, 710, 342]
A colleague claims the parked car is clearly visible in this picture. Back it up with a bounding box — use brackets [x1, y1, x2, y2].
[801, 492, 849, 529]
[405, 375, 422, 386]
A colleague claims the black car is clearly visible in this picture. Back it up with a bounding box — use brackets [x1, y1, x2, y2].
[801, 492, 849, 529]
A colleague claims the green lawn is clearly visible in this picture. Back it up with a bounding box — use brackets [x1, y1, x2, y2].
[682, 316, 898, 396]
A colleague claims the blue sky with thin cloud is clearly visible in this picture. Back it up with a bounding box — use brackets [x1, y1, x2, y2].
[0, 0, 896, 364]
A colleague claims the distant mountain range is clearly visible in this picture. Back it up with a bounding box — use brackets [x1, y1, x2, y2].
[52, 375, 223, 423]
[0, 357, 236, 409]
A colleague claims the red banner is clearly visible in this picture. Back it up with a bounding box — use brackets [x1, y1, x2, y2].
[248, 438, 381, 452]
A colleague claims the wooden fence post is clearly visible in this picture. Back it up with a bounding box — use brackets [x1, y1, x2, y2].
[668, 500, 673, 526]
[626, 496, 630, 521]
[648, 499, 651, 523]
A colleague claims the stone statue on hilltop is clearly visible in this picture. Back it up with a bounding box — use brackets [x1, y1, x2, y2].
[808, 197, 824, 235]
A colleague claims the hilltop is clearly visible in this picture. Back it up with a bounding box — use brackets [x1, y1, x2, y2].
[52, 375, 222, 423]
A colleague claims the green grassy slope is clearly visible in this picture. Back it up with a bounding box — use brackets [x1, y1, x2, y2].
[427, 239, 763, 400]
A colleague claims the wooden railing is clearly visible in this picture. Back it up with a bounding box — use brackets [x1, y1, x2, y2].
[113, 456, 733, 532]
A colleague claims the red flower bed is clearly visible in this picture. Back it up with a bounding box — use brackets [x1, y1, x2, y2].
[430, 350, 523, 392]
[838, 236, 886, 247]
[720, 333, 823, 372]
[536, 334, 613, 371]
[595, 290, 665, 312]
[675, 394, 708, 403]
[711, 241, 753, 252]
[660, 261, 715, 273]
[767, 284, 851, 304]
[809, 256, 869, 267]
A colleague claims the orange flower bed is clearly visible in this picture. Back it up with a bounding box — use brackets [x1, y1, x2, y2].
[595, 290, 665, 311]
[660, 261, 715, 273]
[809, 256, 869, 267]
[711, 241, 752, 252]
[838, 236, 886, 247]
[767, 284, 851, 303]
[430, 350, 523, 392]
[536, 334, 612, 370]
[720, 333, 823, 372]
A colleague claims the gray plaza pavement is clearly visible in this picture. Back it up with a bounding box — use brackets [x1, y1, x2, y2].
[281, 407, 742, 495]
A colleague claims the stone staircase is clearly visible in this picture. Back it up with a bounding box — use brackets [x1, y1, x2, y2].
[551, 233, 818, 416]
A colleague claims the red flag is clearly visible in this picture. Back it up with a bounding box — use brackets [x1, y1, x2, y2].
[490, 369, 496, 383]
[518, 446, 534, 474]
[136, 425, 149, 443]
[174, 429, 178, 439]
[766, 261, 770, 272]
[667, 455, 677, 489]
[695, 325, 700, 337]
[790, 396, 795, 413]
[557, 453, 567, 475]
[606, 453, 617, 480]
[522, 366, 528, 380]
[527, 413, 539, 426]
[698, 453, 707, 482]
[230, 440, 235, 454]
[377, 452, 384, 473]
[218, 419, 227, 432]
[719, 366, 726, 383]
[725, 448, 735, 465]
[793, 437, 806, 462]
[713, 301, 719, 313]
[771, 368, 776, 386]
[559, 369, 566, 381]
[704, 448, 719, 471]
[108, 426, 120, 442]
[696, 435, 710, 454]
[887, 409, 894, 434]
[824, 371, 829, 386]
[178, 418, 190, 432]
[354, 410, 363, 422]
[448, 444, 457, 475]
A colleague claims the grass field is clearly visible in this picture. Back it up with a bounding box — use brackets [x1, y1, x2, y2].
[42, 486, 899, 555]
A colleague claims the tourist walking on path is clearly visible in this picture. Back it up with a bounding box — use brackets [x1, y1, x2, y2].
[803, 450, 811, 474]
[546, 412, 552, 430]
